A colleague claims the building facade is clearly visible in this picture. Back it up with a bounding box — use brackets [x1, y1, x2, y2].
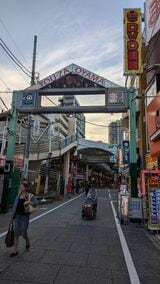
[108, 120, 124, 146]
[58, 95, 85, 139]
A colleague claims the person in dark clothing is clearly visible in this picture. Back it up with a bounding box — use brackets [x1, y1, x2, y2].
[87, 185, 98, 213]
[75, 180, 80, 194]
[10, 183, 37, 257]
[71, 181, 75, 194]
[85, 181, 90, 197]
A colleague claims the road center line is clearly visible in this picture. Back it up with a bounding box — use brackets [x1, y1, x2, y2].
[111, 200, 140, 284]
[0, 194, 83, 239]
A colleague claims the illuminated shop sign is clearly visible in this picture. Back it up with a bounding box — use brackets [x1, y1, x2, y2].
[123, 9, 142, 75]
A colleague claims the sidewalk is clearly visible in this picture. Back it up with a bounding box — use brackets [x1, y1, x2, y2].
[0, 193, 79, 235]
[0, 198, 53, 235]
[1, 189, 160, 283]
[0, 212, 11, 235]
[121, 221, 160, 283]
[112, 189, 160, 284]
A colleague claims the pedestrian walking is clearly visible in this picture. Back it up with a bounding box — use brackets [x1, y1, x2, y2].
[75, 180, 80, 194]
[66, 180, 72, 198]
[9, 182, 37, 257]
[71, 181, 75, 195]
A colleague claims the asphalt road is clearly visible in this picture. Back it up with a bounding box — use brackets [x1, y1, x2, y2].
[0, 188, 160, 283]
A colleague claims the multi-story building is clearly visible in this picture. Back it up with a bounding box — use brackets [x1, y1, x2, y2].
[108, 120, 124, 146]
[58, 95, 85, 139]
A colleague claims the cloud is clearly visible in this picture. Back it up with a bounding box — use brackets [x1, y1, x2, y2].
[0, 66, 30, 109]
[0, 4, 125, 142]
[97, 64, 125, 86]
[37, 25, 122, 81]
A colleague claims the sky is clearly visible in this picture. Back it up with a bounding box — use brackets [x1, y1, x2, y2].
[0, 0, 144, 142]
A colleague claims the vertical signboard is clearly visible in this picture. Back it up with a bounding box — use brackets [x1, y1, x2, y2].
[145, 0, 160, 45]
[122, 140, 130, 164]
[123, 9, 142, 75]
[147, 175, 160, 230]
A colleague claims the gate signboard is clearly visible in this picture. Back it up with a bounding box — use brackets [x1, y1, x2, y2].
[16, 64, 128, 113]
[17, 91, 37, 110]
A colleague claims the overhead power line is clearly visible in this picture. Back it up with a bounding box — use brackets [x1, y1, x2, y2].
[0, 38, 31, 74]
[0, 38, 31, 78]
[73, 115, 126, 129]
[0, 77, 11, 90]
[0, 97, 8, 110]
[0, 17, 29, 65]
[45, 96, 57, 106]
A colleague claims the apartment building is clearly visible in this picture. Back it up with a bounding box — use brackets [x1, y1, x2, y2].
[108, 120, 124, 146]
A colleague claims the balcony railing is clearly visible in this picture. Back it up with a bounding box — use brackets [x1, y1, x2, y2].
[15, 133, 77, 156]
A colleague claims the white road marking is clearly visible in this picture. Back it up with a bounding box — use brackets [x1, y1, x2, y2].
[0, 194, 83, 239]
[29, 194, 83, 223]
[111, 201, 140, 284]
[39, 207, 48, 210]
[0, 231, 7, 238]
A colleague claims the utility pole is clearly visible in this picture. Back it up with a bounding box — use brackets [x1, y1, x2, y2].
[129, 87, 138, 197]
[23, 35, 37, 180]
[31, 35, 37, 86]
